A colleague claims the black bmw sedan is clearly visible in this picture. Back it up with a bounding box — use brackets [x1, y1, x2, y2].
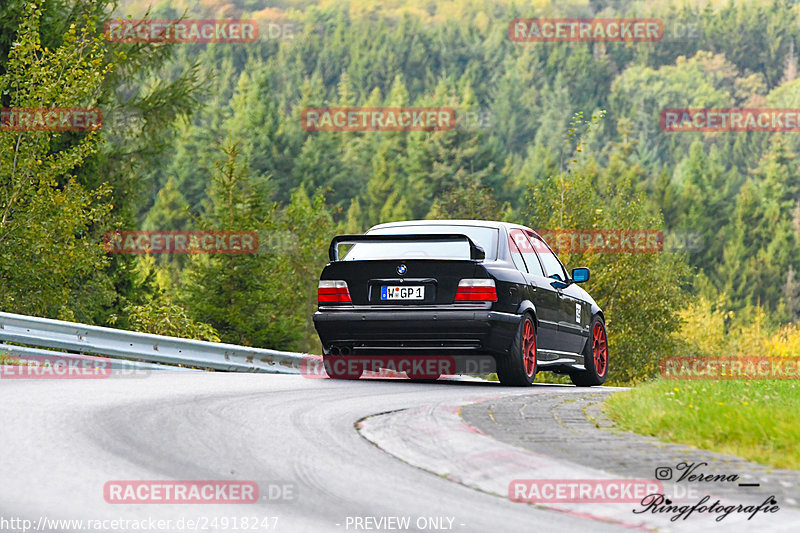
[312, 220, 608, 387]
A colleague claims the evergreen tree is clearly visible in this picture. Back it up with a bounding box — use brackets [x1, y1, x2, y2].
[225, 64, 294, 202]
[718, 135, 800, 315]
[179, 141, 294, 348]
[143, 177, 191, 231]
[672, 141, 740, 275]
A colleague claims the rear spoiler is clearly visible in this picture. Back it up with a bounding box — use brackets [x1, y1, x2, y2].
[328, 234, 486, 262]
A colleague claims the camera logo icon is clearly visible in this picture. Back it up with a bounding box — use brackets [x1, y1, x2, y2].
[655, 467, 673, 480]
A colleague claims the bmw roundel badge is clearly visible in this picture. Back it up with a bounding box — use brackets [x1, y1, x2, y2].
[397, 264, 407, 275]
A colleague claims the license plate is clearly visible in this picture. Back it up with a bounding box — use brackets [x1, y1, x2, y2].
[381, 286, 424, 300]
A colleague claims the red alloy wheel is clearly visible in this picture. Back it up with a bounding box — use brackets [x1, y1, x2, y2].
[592, 322, 608, 377]
[522, 318, 536, 377]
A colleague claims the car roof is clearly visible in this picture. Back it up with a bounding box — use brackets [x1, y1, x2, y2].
[368, 219, 541, 238]
[369, 219, 510, 231]
[364, 220, 559, 264]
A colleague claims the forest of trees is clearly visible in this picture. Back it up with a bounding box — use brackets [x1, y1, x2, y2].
[2, 0, 800, 382]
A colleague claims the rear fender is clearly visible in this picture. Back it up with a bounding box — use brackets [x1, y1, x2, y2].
[516, 301, 537, 331]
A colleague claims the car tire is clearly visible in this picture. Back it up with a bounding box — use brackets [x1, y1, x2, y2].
[497, 314, 537, 387]
[570, 314, 608, 387]
[323, 355, 364, 380]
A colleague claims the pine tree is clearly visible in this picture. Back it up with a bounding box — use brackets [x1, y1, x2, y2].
[379, 190, 412, 223]
[143, 177, 191, 231]
[364, 143, 399, 225]
[179, 141, 288, 348]
[717, 135, 800, 314]
[672, 141, 738, 275]
[780, 42, 798, 86]
[403, 78, 505, 216]
[225, 63, 293, 202]
[785, 266, 800, 322]
[344, 198, 365, 233]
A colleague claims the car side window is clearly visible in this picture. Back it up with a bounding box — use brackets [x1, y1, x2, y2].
[509, 229, 544, 276]
[507, 230, 528, 272]
[529, 233, 566, 280]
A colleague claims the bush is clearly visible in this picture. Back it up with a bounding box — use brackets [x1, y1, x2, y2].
[125, 298, 220, 342]
[523, 131, 691, 384]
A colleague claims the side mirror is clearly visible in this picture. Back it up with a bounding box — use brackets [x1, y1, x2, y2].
[572, 267, 590, 283]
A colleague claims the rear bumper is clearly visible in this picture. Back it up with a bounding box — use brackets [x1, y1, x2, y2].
[313, 307, 521, 356]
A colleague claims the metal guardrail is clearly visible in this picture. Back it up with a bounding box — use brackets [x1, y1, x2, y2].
[0, 312, 308, 373]
[0, 343, 191, 372]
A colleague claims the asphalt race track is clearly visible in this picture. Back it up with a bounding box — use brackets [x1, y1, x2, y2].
[0, 372, 795, 533]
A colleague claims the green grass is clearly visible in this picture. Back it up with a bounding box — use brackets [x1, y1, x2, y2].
[604, 379, 800, 470]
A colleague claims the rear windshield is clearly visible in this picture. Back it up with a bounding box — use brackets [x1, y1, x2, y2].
[342, 225, 498, 261]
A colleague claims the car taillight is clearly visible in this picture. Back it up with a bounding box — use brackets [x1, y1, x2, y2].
[318, 280, 352, 303]
[455, 279, 497, 302]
